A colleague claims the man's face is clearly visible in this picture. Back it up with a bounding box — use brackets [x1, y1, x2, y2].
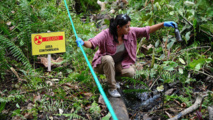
[118, 21, 131, 35]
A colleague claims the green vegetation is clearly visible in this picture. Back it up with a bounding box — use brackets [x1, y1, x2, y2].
[0, 0, 212, 119]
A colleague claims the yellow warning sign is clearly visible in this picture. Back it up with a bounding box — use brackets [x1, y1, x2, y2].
[31, 32, 66, 55]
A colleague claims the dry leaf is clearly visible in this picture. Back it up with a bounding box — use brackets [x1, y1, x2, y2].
[59, 108, 63, 114]
[86, 114, 92, 120]
[45, 81, 53, 86]
[136, 63, 144, 70]
[49, 116, 53, 120]
[33, 94, 41, 103]
[12, 116, 22, 120]
[27, 103, 34, 110]
[51, 79, 59, 82]
[6, 21, 11, 26]
[10, 67, 20, 81]
[157, 85, 164, 92]
[37, 57, 49, 67]
[63, 86, 71, 91]
[165, 88, 175, 95]
[143, 114, 151, 120]
[40, 91, 46, 95]
[2, 109, 9, 114]
[110, 9, 115, 14]
[97, 0, 106, 11]
[9, 67, 26, 82]
[37, 57, 63, 67]
[10, 26, 15, 30]
[24, 112, 33, 119]
[168, 108, 179, 114]
[85, 104, 91, 110]
[147, 44, 154, 49]
[70, 108, 74, 113]
[181, 103, 187, 108]
[98, 95, 105, 105]
[142, 45, 148, 50]
[54, 57, 63, 63]
[61, 83, 78, 90]
[49, 92, 55, 97]
[83, 92, 93, 99]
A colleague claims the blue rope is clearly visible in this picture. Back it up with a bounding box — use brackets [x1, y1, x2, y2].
[63, 0, 118, 120]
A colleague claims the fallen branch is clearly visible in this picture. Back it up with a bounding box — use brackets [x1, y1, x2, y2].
[202, 47, 211, 55]
[165, 111, 173, 119]
[200, 29, 213, 38]
[168, 92, 208, 120]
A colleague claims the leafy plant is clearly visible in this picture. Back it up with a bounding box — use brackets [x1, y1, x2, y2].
[0, 46, 8, 80]
[0, 34, 32, 71]
[122, 77, 150, 94]
[56, 112, 85, 120]
[101, 112, 111, 120]
[165, 94, 192, 107]
[0, 0, 212, 119]
[0, 93, 24, 103]
[89, 101, 101, 119]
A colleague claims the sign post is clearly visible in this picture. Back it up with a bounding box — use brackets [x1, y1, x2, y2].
[31, 31, 66, 71]
[48, 54, 51, 71]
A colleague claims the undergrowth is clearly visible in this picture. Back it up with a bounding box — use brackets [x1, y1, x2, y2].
[0, 0, 212, 119]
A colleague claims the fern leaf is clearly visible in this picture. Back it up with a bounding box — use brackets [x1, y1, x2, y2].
[0, 35, 32, 71]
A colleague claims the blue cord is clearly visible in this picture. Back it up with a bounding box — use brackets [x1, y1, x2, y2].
[63, 0, 118, 119]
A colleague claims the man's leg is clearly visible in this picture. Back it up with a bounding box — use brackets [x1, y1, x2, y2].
[94, 55, 117, 90]
[115, 62, 135, 80]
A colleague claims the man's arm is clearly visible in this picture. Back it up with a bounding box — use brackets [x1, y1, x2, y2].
[149, 21, 177, 33]
[83, 41, 93, 48]
[76, 38, 93, 48]
[149, 23, 164, 33]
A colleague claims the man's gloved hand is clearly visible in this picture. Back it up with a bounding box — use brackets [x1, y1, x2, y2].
[76, 37, 84, 47]
[164, 21, 177, 28]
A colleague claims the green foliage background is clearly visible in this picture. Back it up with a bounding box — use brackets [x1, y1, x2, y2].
[0, 0, 212, 119]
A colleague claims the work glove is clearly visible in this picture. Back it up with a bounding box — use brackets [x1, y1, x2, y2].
[76, 37, 84, 47]
[164, 21, 177, 28]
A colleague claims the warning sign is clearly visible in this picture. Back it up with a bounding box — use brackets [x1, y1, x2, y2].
[31, 32, 66, 55]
